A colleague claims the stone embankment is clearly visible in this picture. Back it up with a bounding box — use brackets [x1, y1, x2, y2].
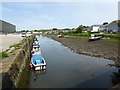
[2, 35, 35, 88]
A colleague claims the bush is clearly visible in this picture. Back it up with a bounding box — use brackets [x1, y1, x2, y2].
[76, 25, 84, 33]
[0, 51, 8, 59]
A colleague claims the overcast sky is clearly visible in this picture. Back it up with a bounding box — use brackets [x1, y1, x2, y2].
[1, 0, 119, 31]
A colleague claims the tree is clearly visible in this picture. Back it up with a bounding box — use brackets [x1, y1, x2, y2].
[52, 28, 57, 30]
[21, 30, 26, 32]
[76, 25, 84, 33]
[103, 22, 108, 25]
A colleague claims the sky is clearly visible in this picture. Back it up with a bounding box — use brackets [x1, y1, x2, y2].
[0, 0, 119, 31]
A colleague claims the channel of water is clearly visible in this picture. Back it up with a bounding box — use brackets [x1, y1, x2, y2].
[28, 36, 119, 88]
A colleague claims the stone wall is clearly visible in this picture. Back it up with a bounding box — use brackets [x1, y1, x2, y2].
[2, 35, 35, 88]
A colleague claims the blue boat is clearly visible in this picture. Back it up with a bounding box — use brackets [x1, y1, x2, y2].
[30, 54, 46, 70]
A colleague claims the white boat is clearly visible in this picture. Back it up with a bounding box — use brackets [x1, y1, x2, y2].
[89, 34, 103, 41]
[33, 41, 40, 46]
[30, 54, 46, 70]
[32, 46, 41, 55]
[30, 38, 46, 70]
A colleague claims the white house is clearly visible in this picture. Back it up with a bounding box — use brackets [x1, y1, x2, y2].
[90, 25, 101, 32]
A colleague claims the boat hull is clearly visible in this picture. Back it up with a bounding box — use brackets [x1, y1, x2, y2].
[89, 37, 101, 41]
[30, 54, 46, 71]
[30, 38, 46, 71]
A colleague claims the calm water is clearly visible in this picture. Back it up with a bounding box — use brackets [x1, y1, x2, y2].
[28, 36, 119, 88]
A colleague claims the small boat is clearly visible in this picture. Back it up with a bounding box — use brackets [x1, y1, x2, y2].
[33, 39, 40, 46]
[56, 35, 64, 38]
[30, 38, 46, 70]
[30, 54, 46, 70]
[89, 34, 103, 41]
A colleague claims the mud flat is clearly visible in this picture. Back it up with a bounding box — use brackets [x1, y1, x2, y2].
[46, 35, 119, 63]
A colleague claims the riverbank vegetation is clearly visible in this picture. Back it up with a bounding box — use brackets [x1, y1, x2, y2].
[46, 25, 120, 40]
[0, 43, 23, 59]
[0, 51, 8, 59]
[48, 31, 120, 40]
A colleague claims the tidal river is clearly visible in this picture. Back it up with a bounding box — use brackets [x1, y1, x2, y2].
[28, 36, 119, 88]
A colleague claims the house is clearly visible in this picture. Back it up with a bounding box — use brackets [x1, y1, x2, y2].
[108, 20, 120, 34]
[90, 25, 101, 32]
[99, 24, 108, 33]
[82, 28, 89, 32]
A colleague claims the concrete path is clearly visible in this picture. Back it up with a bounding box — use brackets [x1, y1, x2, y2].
[0, 34, 23, 52]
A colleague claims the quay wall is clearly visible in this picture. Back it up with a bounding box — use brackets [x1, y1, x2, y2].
[2, 35, 35, 88]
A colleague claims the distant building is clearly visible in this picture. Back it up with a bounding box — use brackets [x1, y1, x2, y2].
[99, 24, 108, 33]
[90, 25, 101, 32]
[108, 20, 119, 33]
[82, 28, 89, 32]
[0, 20, 16, 34]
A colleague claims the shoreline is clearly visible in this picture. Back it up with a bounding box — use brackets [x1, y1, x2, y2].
[46, 35, 120, 65]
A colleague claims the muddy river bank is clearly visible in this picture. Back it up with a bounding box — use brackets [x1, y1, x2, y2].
[46, 35, 120, 65]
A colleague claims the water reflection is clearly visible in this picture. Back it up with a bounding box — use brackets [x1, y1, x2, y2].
[115, 61, 120, 67]
[29, 36, 118, 88]
[33, 70, 46, 81]
[111, 69, 120, 86]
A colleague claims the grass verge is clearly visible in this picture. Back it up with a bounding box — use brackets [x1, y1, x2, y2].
[0, 51, 8, 59]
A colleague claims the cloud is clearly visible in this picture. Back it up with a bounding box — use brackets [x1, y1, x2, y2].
[15, 16, 66, 30]
[2, 2, 118, 31]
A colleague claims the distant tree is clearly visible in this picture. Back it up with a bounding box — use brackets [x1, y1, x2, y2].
[63, 28, 71, 30]
[26, 30, 29, 32]
[85, 26, 89, 28]
[34, 30, 38, 32]
[21, 30, 26, 32]
[72, 28, 75, 30]
[52, 28, 57, 30]
[76, 25, 84, 33]
[103, 22, 108, 25]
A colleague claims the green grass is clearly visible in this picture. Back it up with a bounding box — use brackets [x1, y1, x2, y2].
[0, 51, 8, 59]
[103, 34, 120, 40]
[10, 43, 22, 50]
[48, 32, 90, 37]
[5, 48, 10, 52]
[48, 32, 120, 40]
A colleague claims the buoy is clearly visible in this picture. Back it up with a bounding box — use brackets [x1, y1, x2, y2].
[31, 51, 34, 54]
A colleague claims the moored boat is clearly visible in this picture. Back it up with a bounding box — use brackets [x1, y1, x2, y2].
[89, 34, 103, 41]
[30, 37, 46, 70]
[56, 35, 64, 38]
[30, 54, 46, 70]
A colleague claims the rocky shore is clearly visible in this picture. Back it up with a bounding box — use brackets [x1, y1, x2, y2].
[47, 35, 119, 63]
